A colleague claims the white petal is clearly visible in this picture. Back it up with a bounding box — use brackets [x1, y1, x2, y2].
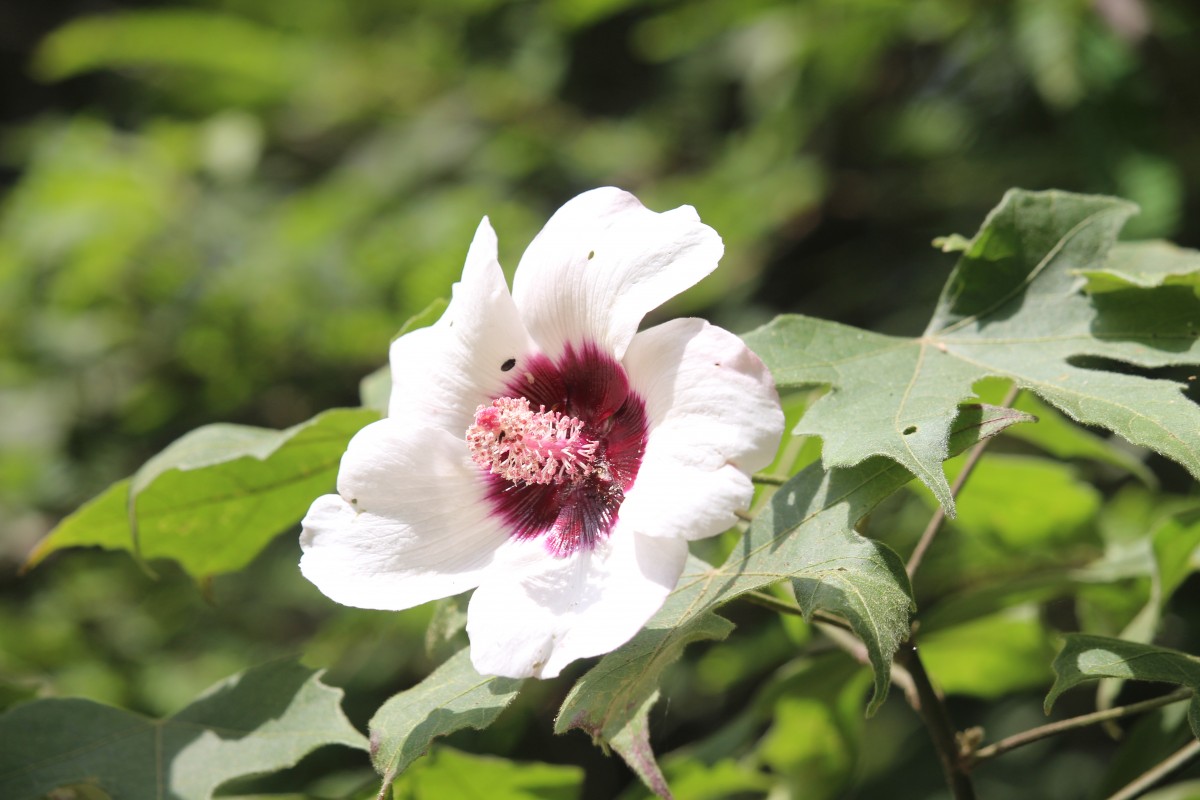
[511, 187, 723, 362]
[388, 217, 536, 434]
[465, 528, 687, 678]
[299, 420, 509, 610]
[619, 318, 783, 540]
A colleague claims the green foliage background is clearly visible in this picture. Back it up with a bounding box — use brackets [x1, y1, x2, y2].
[1, 1, 1199, 798]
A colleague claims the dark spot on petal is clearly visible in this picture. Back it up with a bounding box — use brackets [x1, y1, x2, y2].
[903, 425, 918, 435]
[587, 250, 595, 260]
[501, 358, 516, 372]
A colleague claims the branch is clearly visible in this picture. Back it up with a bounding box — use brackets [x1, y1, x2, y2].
[1106, 738, 1200, 800]
[968, 688, 1193, 766]
[817, 622, 919, 709]
[906, 383, 1021, 581]
[897, 643, 976, 800]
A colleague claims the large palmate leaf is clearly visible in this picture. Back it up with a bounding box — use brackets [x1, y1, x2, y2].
[557, 404, 1031, 799]
[744, 190, 1200, 513]
[0, 660, 366, 800]
[1045, 634, 1200, 738]
[27, 408, 377, 578]
[369, 648, 524, 792]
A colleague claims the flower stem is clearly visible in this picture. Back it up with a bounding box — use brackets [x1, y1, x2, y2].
[1106, 738, 1200, 800]
[905, 383, 1021, 580]
[897, 643, 977, 800]
[968, 688, 1193, 766]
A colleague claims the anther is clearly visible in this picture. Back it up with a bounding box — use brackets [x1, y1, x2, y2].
[466, 397, 602, 485]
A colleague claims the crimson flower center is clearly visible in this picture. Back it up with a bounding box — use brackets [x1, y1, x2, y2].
[459, 343, 647, 558]
[466, 397, 606, 485]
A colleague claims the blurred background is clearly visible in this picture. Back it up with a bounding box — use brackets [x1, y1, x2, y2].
[1, 1, 1198, 798]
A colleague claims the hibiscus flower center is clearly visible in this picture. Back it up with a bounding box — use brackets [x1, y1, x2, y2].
[466, 397, 605, 485]
[464, 343, 648, 557]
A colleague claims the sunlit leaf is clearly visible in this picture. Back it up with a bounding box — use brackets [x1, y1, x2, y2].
[921, 453, 1101, 549]
[28, 408, 378, 577]
[919, 608, 1056, 699]
[1077, 240, 1200, 293]
[1045, 634, 1200, 737]
[390, 747, 582, 799]
[0, 660, 366, 800]
[369, 648, 523, 789]
[975, 378, 1156, 485]
[745, 189, 1200, 514]
[35, 10, 308, 96]
[558, 404, 1031, 798]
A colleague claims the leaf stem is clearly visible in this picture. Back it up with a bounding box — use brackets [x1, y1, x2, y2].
[905, 383, 1021, 580]
[968, 688, 1193, 766]
[743, 589, 804, 616]
[1106, 737, 1200, 800]
[741, 591, 853, 634]
[897, 643, 977, 800]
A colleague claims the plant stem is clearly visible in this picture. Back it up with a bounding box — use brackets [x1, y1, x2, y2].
[898, 643, 976, 799]
[968, 689, 1193, 765]
[743, 589, 805, 617]
[742, 591, 854, 633]
[1106, 738, 1200, 800]
[906, 383, 1021, 580]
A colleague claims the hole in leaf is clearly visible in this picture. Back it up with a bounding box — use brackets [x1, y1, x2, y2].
[903, 425, 917, 435]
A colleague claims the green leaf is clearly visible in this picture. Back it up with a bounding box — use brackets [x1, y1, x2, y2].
[369, 648, 524, 789]
[917, 453, 1101, 549]
[557, 575, 733, 800]
[744, 189, 1200, 514]
[558, 404, 1030, 798]
[975, 377, 1156, 485]
[424, 593, 470, 663]
[28, 408, 378, 578]
[35, 10, 307, 91]
[1077, 240, 1200, 293]
[0, 659, 366, 800]
[1045, 634, 1200, 737]
[1138, 779, 1200, 800]
[390, 747, 583, 799]
[918, 608, 1056, 699]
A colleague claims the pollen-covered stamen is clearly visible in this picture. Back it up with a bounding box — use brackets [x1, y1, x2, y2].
[467, 396, 602, 485]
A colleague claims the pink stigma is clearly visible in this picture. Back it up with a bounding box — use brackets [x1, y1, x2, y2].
[467, 397, 602, 486]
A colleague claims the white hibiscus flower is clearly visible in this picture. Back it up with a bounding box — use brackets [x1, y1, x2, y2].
[300, 188, 784, 679]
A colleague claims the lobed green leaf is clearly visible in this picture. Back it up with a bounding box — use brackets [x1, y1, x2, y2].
[557, 404, 1031, 798]
[28, 407, 378, 578]
[0, 660, 366, 800]
[744, 189, 1200, 514]
[368, 648, 524, 790]
[1045, 634, 1200, 738]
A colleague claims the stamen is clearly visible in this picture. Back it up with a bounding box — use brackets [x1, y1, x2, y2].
[467, 397, 602, 485]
